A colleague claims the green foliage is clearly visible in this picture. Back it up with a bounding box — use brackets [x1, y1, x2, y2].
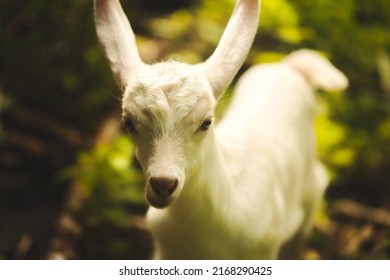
[0, 0, 118, 135]
[68, 135, 145, 226]
[65, 134, 148, 258]
[315, 94, 355, 177]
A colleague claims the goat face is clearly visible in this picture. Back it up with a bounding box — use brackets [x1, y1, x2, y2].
[121, 62, 215, 208]
[94, 0, 259, 208]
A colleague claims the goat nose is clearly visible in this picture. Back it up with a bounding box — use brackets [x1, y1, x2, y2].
[149, 177, 178, 196]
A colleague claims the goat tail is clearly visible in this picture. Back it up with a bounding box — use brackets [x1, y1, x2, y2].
[283, 49, 348, 91]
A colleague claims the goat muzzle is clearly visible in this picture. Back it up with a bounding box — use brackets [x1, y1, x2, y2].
[146, 176, 178, 208]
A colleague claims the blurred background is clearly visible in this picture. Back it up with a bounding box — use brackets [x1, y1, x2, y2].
[1, 0, 390, 259]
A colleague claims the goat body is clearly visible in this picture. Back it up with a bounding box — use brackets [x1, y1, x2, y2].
[148, 50, 347, 259]
[94, 0, 348, 259]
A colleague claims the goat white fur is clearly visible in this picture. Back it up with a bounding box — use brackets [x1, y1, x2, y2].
[94, 0, 348, 259]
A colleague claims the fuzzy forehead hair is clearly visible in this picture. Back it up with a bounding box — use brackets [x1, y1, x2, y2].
[122, 61, 216, 126]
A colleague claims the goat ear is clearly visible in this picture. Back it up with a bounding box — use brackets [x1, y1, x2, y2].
[94, 0, 144, 91]
[200, 0, 260, 99]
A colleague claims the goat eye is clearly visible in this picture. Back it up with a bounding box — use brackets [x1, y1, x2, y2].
[199, 118, 212, 131]
[122, 117, 137, 134]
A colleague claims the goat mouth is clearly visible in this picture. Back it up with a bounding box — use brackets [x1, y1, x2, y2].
[145, 187, 174, 209]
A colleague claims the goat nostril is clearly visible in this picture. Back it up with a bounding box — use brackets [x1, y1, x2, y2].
[167, 180, 178, 195]
[149, 177, 178, 196]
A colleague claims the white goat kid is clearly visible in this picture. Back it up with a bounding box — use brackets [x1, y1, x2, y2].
[94, 0, 347, 259]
